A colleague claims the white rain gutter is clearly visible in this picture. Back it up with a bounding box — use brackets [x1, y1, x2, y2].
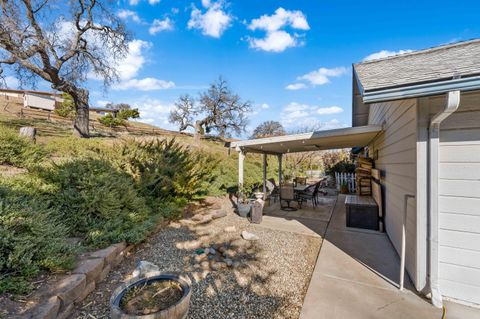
[428, 90, 460, 308]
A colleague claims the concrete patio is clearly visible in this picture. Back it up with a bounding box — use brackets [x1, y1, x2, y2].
[297, 194, 480, 319]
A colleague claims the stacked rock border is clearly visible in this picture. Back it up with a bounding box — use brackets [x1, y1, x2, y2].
[24, 242, 133, 319]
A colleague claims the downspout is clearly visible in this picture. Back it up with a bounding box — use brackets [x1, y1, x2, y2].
[428, 90, 460, 308]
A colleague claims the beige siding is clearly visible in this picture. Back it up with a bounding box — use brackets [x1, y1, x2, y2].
[367, 99, 418, 287]
[426, 91, 480, 305]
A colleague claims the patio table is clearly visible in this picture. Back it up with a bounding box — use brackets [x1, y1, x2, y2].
[294, 185, 310, 192]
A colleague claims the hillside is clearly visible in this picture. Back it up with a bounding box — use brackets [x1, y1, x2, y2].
[0, 97, 192, 139]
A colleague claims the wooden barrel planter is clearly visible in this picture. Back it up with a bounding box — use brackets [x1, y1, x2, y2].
[110, 272, 191, 319]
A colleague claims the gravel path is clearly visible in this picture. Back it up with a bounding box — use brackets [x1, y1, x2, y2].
[73, 197, 322, 319]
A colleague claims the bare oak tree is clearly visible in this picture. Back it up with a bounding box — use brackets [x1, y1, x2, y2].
[169, 77, 252, 143]
[0, 0, 129, 137]
[250, 120, 286, 139]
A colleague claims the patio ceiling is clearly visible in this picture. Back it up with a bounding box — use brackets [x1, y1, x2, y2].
[227, 125, 383, 154]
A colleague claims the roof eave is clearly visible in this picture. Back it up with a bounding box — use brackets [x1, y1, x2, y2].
[362, 76, 480, 103]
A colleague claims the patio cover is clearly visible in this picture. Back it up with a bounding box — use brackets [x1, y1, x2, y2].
[227, 125, 383, 154]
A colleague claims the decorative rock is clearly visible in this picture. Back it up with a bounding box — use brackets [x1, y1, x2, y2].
[194, 253, 207, 263]
[208, 248, 216, 255]
[112, 242, 126, 255]
[196, 215, 213, 224]
[232, 261, 241, 268]
[73, 258, 104, 284]
[200, 261, 210, 270]
[113, 252, 124, 266]
[241, 230, 259, 241]
[191, 214, 205, 221]
[90, 245, 117, 264]
[224, 226, 236, 233]
[56, 303, 75, 319]
[224, 258, 233, 267]
[183, 240, 202, 250]
[211, 261, 226, 270]
[55, 274, 86, 307]
[75, 281, 95, 304]
[212, 209, 227, 219]
[179, 219, 195, 226]
[31, 296, 60, 319]
[19, 126, 36, 141]
[99, 264, 111, 282]
[131, 261, 159, 278]
[195, 248, 205, 255]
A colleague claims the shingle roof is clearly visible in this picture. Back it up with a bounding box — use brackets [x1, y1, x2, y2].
[354, 39, 480, 92]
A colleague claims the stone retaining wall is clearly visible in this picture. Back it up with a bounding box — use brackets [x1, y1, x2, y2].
[25, 242, 133, 319]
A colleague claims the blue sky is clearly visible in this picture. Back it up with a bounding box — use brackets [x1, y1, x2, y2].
[7, 0, 480, 137]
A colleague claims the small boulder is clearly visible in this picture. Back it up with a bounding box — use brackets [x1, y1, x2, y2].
[132, 261, 159, 278]
[212, 209, 227, 219]
[224, 226, 236, 233]
[241, 230, 259, 241]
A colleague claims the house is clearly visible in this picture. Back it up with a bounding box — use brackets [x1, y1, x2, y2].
[227, 39, 480, 307]
[0, 88, 63, 111]
[353, 39, 480, 307]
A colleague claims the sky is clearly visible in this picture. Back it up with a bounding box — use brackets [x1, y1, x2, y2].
[6, 0, 480, 138]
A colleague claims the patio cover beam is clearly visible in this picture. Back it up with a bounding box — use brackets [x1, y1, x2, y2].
[226, 125, 383, 154]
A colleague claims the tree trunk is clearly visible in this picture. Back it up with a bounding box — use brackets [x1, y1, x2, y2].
[72, 89, 90, 137]
[194, 120, 202, 144]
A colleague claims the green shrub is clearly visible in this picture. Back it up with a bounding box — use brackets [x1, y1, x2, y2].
[35, 158, 153, 247]
[325, 160, 355, 177]
[0, 125, 46, 168]
[0, 178, 76, 294]
[98, 113, 125, 127]
[54, 93, 75, 118]
[117, 108, 140, 120]
[114, 139, 218, 206]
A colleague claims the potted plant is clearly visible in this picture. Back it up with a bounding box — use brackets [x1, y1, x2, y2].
[340, 181, 349, 194]
[236, 185, 253, 217]
[110, 272, 191, 318]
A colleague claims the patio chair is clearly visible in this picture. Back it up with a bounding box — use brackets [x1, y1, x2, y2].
[265, 179, 278, 203]
[280, 183, 298, 211]
[298, 181, 321, 207]
[294, 176, 307, 186]
[268, 178, 280, 203]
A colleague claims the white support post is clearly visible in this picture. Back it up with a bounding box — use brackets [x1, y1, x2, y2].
[238, 150, 245, 201]
[262, 153, 267, 199]
[277, 154, 283, 186]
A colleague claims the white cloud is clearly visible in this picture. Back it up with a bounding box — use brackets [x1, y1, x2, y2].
[131, 98, 176, 128]
[113, 78, 175, 91]
[247, 7, 309, 53]
[248, 30, 296, 53]
[118, 9, 141, 23]
[115, 40, 151, 80]
[149, 17, 174, 35]
[280, 102, 344, 128]
[285, 83, 307, 90]
[316, 106, 343, 115]
[261, 103, 269, 109]
[248, 7, 309, 32]
[298, 67, 347, 86]
[129, 0, 160, 5]
[363, 49, 413, 61]
[188, 1, 232, 38]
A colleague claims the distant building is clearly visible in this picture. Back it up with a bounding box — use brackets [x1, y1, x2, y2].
[0, 88, 63, 111]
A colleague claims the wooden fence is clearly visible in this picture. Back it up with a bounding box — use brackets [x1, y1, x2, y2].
[335, 172, 356, 193]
